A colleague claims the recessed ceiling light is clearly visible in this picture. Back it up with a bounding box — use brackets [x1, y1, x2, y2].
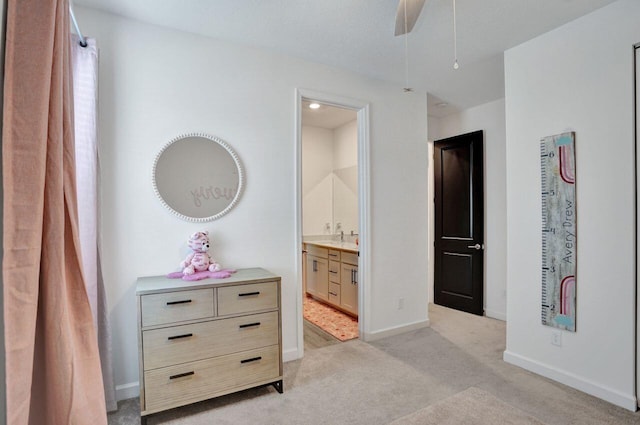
[309, 103, 320, 110]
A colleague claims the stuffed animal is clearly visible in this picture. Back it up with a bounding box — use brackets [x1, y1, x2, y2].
[180, 231, 221, 275]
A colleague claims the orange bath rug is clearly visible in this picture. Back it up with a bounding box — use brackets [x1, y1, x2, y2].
[303, 296, 359, 341]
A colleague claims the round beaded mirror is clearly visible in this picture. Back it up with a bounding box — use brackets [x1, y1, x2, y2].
[153, 133, 244, 222]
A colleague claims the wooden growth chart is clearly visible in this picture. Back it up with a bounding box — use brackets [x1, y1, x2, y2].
[540, 132, 576, 332]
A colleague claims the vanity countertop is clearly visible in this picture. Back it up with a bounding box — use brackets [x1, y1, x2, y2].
[304, 240, 358, 253]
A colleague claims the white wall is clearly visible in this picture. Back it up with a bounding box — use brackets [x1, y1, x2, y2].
[333, 120, 358, 235]
[503, 0, 639, 410]
[302, 126, 333, 236]
[333, 120, 358, 169]
[426, 116, 441, 144]
[301, 120, 358, 237]
[428, 99, 507, 320]
[77, 7, 429, 399]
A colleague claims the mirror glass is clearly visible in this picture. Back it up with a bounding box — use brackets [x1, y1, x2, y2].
[153, 133, 244, 222]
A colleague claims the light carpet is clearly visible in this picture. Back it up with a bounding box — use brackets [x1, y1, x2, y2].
[112, 340, 444, 424]
[109, 304, 640, 425]
[303, 295, 358, 341]
[390, 387, 546, 425]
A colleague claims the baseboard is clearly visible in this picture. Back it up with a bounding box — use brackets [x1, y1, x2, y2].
[283, 347, 300, 363]
[485, 309, 506, 321]
[503, 350, 638, 411]
[115, 381, 139, 401]
[363, 319, 430, 342]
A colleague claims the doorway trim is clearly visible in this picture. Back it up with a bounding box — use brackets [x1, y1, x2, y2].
[294, 88, 370, 359]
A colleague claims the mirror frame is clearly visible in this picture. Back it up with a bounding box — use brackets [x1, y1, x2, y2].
[152, 132, 244, 222]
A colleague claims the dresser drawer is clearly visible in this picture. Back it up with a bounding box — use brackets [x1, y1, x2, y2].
[329, 260, 340, 283]
[341, 251, 359, 266]
[217, 281, 278, 316]
[141, 289, 214, 327]
[327, 249, 341, 261]
[306, 244, 328, 259]
[143, 311, 279, 370]
[144, 345, 280, 413]
[328, 282, 340, 304]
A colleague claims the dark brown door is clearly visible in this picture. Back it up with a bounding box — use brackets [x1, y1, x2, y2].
[434, 130, 484, 315]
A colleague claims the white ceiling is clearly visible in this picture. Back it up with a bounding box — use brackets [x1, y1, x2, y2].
[301, 100, 357, 130]
[74, 0, 618, 116]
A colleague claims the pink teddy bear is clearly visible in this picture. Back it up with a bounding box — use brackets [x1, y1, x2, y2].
[180, 231, 221, 275]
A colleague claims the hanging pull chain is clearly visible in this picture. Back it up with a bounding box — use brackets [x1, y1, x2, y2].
[453, 0, 459, 69]
[403, 0, 413, 92]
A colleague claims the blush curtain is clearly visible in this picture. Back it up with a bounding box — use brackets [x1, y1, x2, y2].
[2, 0, 107, 423]
[71, 34, 117, 412]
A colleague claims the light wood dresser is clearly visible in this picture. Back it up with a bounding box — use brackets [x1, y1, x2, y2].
[136, 268, 283, 424]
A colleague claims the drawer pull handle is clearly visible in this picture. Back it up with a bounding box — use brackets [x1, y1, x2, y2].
[167, 333, 193, 341]
[238, 291, 260, 297]
[240, 356, 262, 364]
[329, 292, 338, 296]
[169, 371, 194, 380]
[329, 254, 338, 257]
[329, 270, 337, 274]
[239, 322, 261, 329]
[166, 299, 192, 306]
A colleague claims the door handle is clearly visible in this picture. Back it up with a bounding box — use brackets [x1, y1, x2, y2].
[467, 243, 484, 250]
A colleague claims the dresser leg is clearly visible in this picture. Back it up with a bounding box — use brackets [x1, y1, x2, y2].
[272, 380, 283, 394]
[141, 415, 148, 425]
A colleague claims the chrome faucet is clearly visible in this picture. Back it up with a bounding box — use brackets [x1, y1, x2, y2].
[340, 231, 344, 242]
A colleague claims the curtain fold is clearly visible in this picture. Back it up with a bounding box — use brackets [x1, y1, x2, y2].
[3, 0, 107, 423]
[71, 34, 116, 413]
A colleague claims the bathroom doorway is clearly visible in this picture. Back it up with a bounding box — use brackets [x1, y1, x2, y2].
[295, 90, 369, 356]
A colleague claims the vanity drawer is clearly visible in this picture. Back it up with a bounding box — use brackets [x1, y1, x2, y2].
[217, 281, 278, 316]
[341, 251, 359, 266]
[328, 260, 341, 283]
[328, 283, 341, 304]
[327, 249, 341, 261]
[143, 311, 279, 370]
[306, 244, 328, 259]
[144, 345, 280, 413]
[141, 289, 214, 327]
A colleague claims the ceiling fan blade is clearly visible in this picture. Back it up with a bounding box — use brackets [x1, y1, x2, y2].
[394, 0, 426, 36]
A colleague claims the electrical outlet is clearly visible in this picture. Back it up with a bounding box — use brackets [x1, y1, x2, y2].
[398, 298, 405, 310]
[551, 331, 562, 347]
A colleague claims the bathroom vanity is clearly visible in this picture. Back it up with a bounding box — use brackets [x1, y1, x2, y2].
[136, 268, 282, 424]
[304, 242, 358, 316]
